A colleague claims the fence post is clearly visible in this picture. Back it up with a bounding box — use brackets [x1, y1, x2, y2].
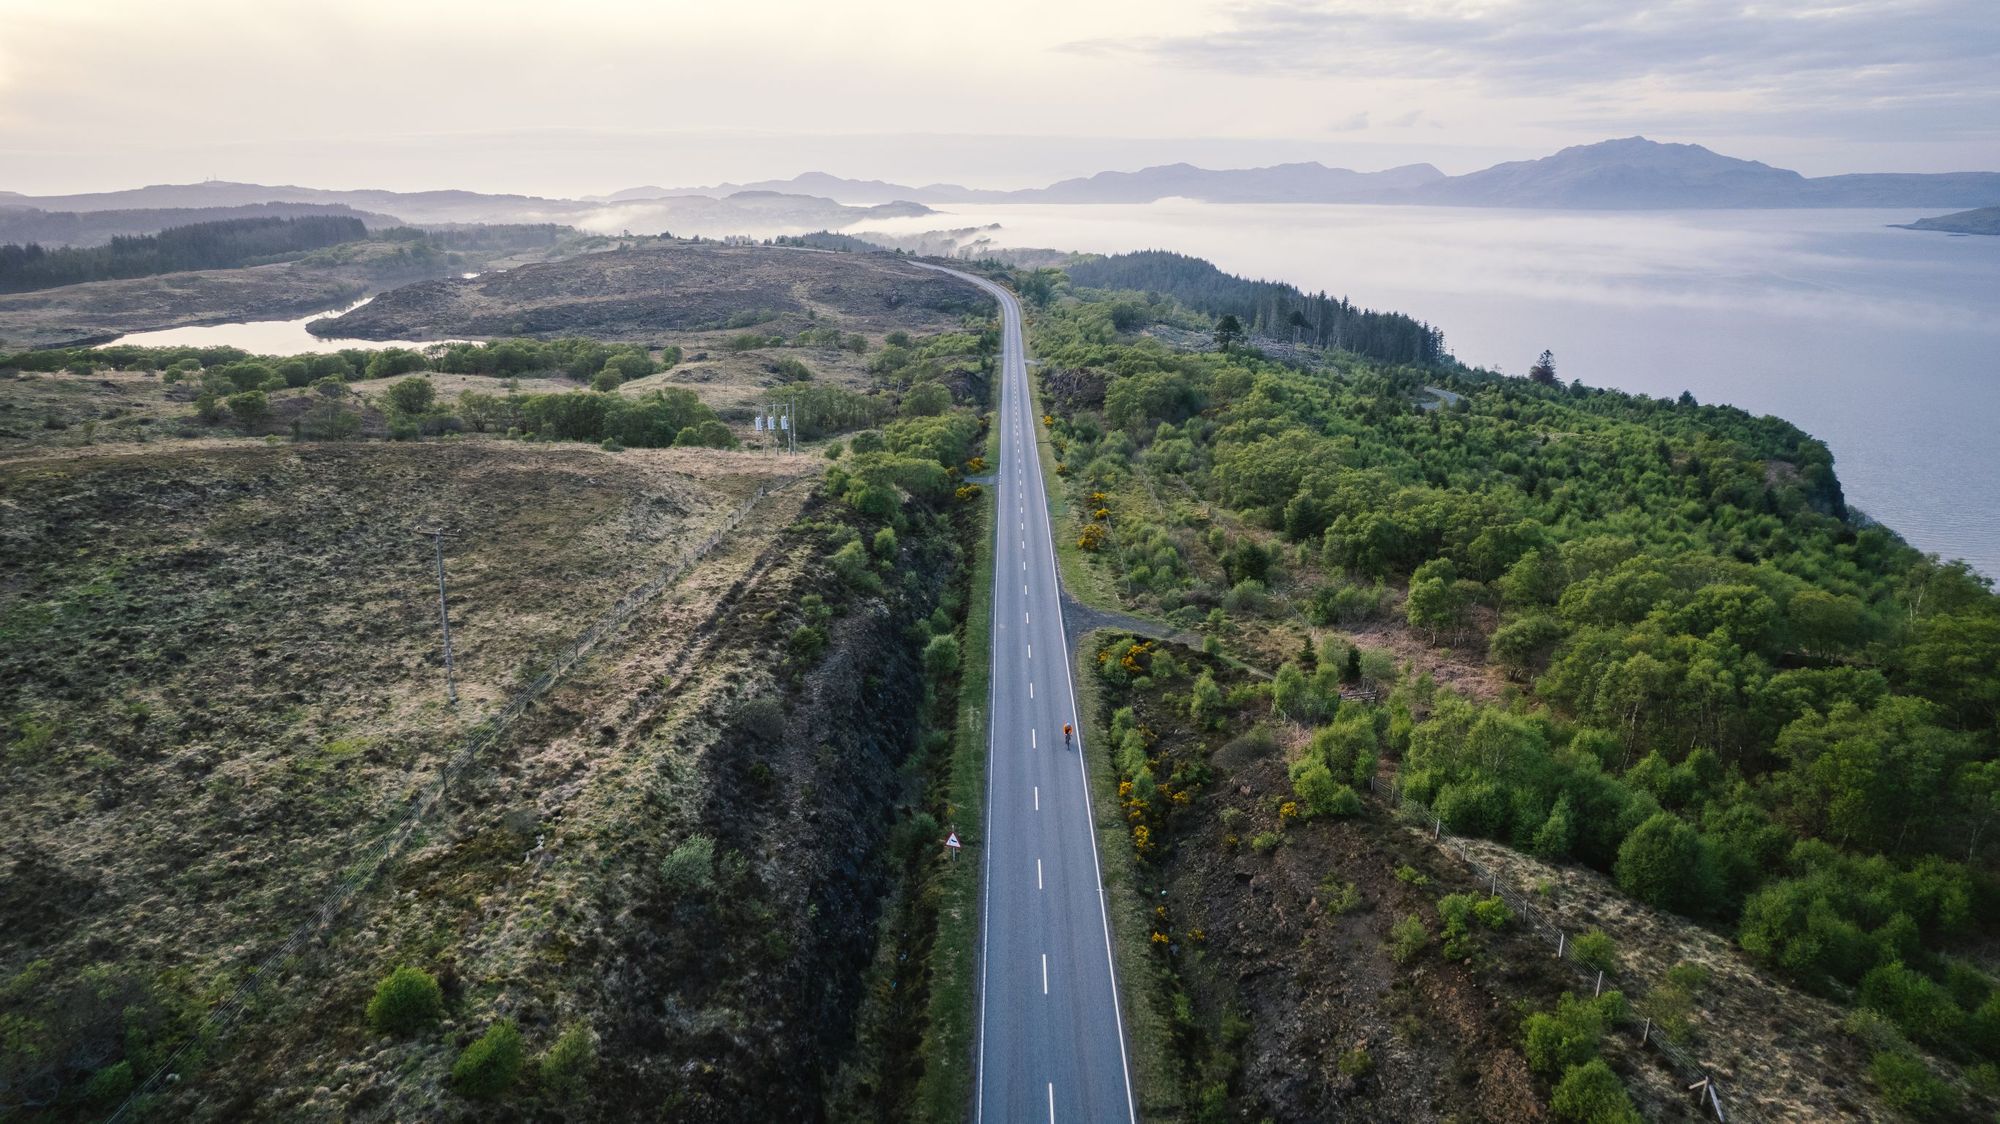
[1594, 970, 1603, 997]
[1556, 930, 1565, 959]
[1640, 1017, 1650, 1046]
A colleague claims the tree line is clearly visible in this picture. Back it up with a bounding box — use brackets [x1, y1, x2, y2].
[0, 215, 368, 292]
[1062, 250, 1448, 366]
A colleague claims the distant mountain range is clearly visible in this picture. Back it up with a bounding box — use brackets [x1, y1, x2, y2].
[0, 182, 591, 225]
[624, 137, 2000, 210]
[7, 140, 1995, 241]
[0, 183, 933, 240]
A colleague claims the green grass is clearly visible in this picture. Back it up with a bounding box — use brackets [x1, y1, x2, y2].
[912, 416, 998, 1122]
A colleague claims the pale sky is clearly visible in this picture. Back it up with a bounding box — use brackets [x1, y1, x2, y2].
[1, 0, 1993, 196]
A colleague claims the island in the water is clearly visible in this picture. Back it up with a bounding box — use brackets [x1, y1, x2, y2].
[1897, 206, 2000, 235]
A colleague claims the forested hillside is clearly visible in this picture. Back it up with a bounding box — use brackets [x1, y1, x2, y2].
[1061, 250, 1448, 366]
[1030, 271, 2000, 1118]
[0, 202, 395, 248]
[0, 214, 366, 292]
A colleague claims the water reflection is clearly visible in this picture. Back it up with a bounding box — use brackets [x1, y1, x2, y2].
[97, 271, 485, 354]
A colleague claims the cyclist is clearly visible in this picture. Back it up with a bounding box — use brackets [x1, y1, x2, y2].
[1063, 723, 1073, 748]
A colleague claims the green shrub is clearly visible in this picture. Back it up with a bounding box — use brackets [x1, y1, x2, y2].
[672, 419, 737, 448]
[1436, 892, 1509, 959]
[1522, 992, 1623, 1077]
[1337, 1046, 1374, 1077]
[1290, 758, 1339, 815]
[1323, 879, 1362, 916]
[384, 375, 436, 416]
[1435, 780, 1509, 838]
[453, 1019, 524, 1099]
[1532, 793, 1579, 860]
[1394, 864, 1429, 887]
[82, 1060, 134, 1104]
[1222, 578, 1267, 613]
[1189, 670, 1226, 729]
[1613, 812, 1715, 914]
[538, 1022, 597, 1099]
[829, 539, 881, 593]
[659, 835, 717, 896]
[1859, 961, 1965, 1050]
[1967, 1062, 2000, 1098]
[1572, 928, 1619, 975]
[225, 389, 270, 429]
[1869, 1050, 1956, 1119]
[1323, 784, 1363, 817]
[923, 634, 962, 679]
[1473, 895, 1513, 930]
[1551, 1060, 1640, 1123]
[367, 966, 443, 1035]
[1389, 914, 1428, 963]
[788, 625, 827, 663]
[1249, 831, 1282, 853]
[600, 437, 625, 452]
[825, 440, 844, 459]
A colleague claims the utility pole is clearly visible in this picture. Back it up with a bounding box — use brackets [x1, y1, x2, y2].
[414, 527, 460, 706]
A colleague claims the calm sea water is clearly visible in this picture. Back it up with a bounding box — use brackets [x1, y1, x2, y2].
[870, 203, 2000, 577]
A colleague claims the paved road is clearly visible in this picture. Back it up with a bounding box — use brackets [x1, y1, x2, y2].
[922, 264, 1137, 1124]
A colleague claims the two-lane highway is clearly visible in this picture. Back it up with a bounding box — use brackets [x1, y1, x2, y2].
[923, 264, 1137, 1123]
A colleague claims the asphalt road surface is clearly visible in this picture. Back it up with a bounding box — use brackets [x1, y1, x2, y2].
[922, 264, 1137, 1124]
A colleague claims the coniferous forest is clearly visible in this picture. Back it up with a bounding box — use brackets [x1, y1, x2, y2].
[0, 215, 367, 293]
[1065, 249, 1449, 366]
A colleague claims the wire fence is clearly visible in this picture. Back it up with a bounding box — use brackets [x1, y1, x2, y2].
[103, 477, 802, 1123]
[1365, 775, 1747, 1123]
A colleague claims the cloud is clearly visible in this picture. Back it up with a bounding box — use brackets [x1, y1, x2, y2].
[1074, 0, 2000, 140]
[1329, 110, 1371, 131]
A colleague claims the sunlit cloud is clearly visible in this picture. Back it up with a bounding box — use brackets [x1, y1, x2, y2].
[1074, 0, 2000, 140]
